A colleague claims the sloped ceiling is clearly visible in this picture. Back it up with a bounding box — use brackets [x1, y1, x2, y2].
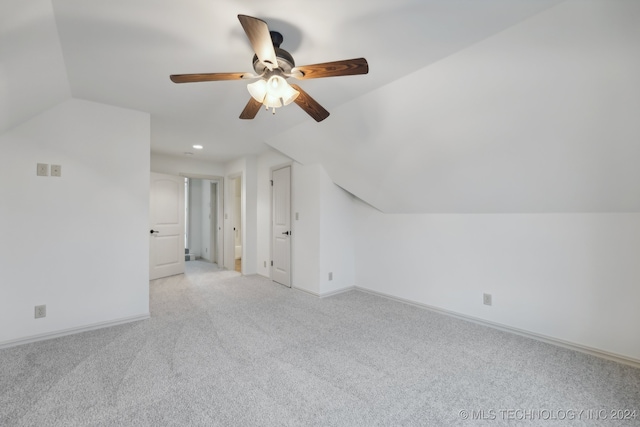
[2, 0, 561, 158]
[268, 0, 640, 213]
[3, 0, 638, 213]
[0, 0, 71, 133]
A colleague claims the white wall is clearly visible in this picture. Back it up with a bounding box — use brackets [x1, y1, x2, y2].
[234, 178, 242, 249]
[201, 180, 213, 262]
[290, 163, 322, 295]
[267, 1, 640, 214]
[150, 152, 225, 177]
[256, 149, 292, 278]
[243, 156, 258, 274]
[0, 99, 150, 346]
[224, 158, 244, 271]
[318, 178, 356, 296]
[224, 156, 258, 274]
[289, 162, 356, 296]
[255, 152, 356, 295]
[188, 178, 216, 261]
[353, 203, 640, 362]
[0, 0, 71, 133]
[258, 0, 640, 362]
[188, 178, 202, 257]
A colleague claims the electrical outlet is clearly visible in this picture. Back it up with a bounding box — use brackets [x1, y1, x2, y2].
[483, 293, 492, 306]
[263, 261, 266, 267]
[295, 212, 299, 220]
[35, 305, 46, 319]
[37, 163, 48, 176]
[51, 164, 61, 177]
[328, 272, 333, 281]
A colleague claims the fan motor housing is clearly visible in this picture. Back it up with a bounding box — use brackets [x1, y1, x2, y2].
[252, 48, 295, 74]
[252, 31, 295, 75]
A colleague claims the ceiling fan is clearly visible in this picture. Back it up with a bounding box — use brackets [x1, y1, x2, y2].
[170, 15, 369, 122]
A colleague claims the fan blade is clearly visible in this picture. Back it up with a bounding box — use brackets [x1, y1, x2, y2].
[240, 97, 263, 120]
[290, 84, 329, 122]
[170, 73, 251, 83]
[238, 15, 278, 71]
[291, 58, 368, 80]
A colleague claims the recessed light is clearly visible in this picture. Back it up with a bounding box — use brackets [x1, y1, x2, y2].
[193, 145, 203, 150]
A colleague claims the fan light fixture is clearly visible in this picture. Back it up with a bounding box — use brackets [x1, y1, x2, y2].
[247, 74, 299, 113]
[170, 15, 369, 122]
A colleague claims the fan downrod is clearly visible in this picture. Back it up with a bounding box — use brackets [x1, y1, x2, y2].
[270, 31, 284, 48]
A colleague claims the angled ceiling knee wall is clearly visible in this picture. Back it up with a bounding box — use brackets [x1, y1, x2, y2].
[267, 1, 640, 214]
[0, 0, 71, 134]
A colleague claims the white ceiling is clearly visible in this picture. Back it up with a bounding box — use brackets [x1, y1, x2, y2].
[3, 0, 561, 162]
[3, 0, 639, 213]
[268, 0, 640, 213]
[0, 0, 71, 134]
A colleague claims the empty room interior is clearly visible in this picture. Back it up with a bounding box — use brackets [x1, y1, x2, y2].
[1, 0, 639, 425]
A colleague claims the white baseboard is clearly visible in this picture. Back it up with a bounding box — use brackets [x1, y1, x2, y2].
[292, 286, 320, 297]
[320, 286, 356, 298]
[292, 285, 356, 299]
[355, 287, 640, 369]
[0, 313, 150, 350]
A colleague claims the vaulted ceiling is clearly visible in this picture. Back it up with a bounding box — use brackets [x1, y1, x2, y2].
[3, 0, 561, 159]
[3, 0, 639, 213]
[268, 0, 640, 213]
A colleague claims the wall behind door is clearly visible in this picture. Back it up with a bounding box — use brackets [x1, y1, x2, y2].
[200, 179, 213, 262]
[187, 178, 216, 262]
[188, 179, 203, 257]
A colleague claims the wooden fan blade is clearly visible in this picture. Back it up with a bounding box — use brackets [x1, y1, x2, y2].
[291, 58, 368, 80]
[290, 84, 329, 122]
[240, 97, 263, 120]
[170, 73, 249, 83]
[238, 15, 278, 71]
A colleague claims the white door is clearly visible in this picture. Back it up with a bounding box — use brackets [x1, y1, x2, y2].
[272, 166, 291, 287]
[150, 172, 185, 280]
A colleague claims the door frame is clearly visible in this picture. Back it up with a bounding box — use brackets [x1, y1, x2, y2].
[271, 163, 292, 287]
[180, 173, 224, 267]
[226, 173, 243, 273]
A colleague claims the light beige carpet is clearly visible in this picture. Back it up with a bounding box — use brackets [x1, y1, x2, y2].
[1, 262, 639, 426]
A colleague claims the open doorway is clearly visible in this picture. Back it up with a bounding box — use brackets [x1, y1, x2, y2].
[183, 175, 224, 268]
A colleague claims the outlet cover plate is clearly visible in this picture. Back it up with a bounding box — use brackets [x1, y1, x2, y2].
[37, 163, 48, 176]
[51, 164, 61, 177]
[483, 293, 492, 306]
[35, 305, 47, 318]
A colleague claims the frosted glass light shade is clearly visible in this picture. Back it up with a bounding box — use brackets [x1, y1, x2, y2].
[266, 75, 286, 98]
[247, 79, 267, 103]
[267, 75, 299, 106]
[247, 75, 300, 108]
[263, 94, 283, 108]
[280, 83, 300, 106]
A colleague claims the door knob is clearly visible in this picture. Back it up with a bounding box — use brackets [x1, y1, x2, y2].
[282, 231, 290, 235]
[150, 229, 159, 234]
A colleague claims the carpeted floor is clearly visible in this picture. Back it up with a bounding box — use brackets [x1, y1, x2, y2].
[1, 260, 639, 426]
